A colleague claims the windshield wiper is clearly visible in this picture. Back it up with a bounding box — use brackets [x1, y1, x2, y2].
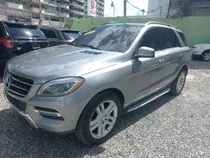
[68, 43, 100, 50]
[79, 44, 100, 50]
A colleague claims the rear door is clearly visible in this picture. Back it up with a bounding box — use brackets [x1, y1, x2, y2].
[159, 27, 185, 81]
[5, 23, 48, 55]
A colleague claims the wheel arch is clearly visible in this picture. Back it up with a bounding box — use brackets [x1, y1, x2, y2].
[202, 49, 210, 55]
[89, 88, 125, 107]
[181, 64, 188, 75]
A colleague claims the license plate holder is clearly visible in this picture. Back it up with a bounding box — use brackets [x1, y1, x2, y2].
[32, 42, 41, 50]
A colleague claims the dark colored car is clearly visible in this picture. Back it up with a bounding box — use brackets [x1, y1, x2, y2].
[40, 26, 69, 47]
[0, 21, 48, 67]
[60, 29, 81, 42]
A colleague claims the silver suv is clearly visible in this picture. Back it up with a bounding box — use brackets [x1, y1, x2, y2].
[4, 22, 191, 145]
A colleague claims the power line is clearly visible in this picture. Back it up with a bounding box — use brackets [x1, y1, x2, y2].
[126, 0, 161, 14]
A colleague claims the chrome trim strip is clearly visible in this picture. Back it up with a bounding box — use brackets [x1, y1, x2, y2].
[12, 77, 32, 86]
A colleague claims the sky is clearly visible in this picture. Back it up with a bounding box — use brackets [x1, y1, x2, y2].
[104, 0, 149, 17]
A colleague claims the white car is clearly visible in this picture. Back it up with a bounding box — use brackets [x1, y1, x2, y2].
[193, 43, 210, 62]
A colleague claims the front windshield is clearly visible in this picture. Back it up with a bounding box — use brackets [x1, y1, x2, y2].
[72, 24, 142, 52]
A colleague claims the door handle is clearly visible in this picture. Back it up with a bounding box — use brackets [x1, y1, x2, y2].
[159, 59, 165, 63]
[180, 53, 184, 57]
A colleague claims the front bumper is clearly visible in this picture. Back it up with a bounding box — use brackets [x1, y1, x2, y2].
[4, 91, 38, 129]
[3, 82, 91, 133]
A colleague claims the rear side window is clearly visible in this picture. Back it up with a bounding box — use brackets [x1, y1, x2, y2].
[41, 29, 57, 39]
[61, 31, 81, 40]
[6, 23, 46, 39]
[0, 23, 6, 37]
[178, 32, 187, 46]
[160, 28, 181, 49]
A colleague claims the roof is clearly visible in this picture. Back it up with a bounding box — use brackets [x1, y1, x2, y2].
[102, 23, 145, 27]
[39, 26, 60, 30]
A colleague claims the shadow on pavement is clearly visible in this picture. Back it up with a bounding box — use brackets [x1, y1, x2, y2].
[0, 94, 174, 157]
[189, 60, 210, 70]
[0, 66, 5, 83]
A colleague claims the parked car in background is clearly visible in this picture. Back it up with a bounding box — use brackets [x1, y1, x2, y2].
[4, 22, 191, 145]
[193, 43, 210, 62]
[40, 26, 70, 47]
[60, 29, 81, 42]
[0, 21, 48, 68]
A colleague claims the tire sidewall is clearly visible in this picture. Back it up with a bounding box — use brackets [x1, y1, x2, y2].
[176, 70, 186, 94]
[170, 69, 187, 96]
[202, 51, 210, 62]
[76, 92, 122, 145]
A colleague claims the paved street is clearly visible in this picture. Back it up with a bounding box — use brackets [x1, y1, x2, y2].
[0, 61, 210, 158]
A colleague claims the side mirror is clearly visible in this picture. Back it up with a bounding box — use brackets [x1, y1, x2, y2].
[135, 47, 155, 59]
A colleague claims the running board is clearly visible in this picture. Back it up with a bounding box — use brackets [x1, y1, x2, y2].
[124, 88, 170, 113]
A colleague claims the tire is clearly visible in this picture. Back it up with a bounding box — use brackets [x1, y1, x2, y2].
[202, 51, 210, 62]
[75, 92, 122, 146]
[169, 69, 187, 96]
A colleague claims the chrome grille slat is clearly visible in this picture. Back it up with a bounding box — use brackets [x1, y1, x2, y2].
[11, 77, 32, 86]
[5, 71, 34, 98]
[11, 83, 29, 91]
[8, 89, 25, 97]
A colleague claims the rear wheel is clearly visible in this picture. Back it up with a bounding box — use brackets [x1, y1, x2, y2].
[169, 69, 187, 96]
[202, 51, 210, 62]
[75, 92, 121, 145]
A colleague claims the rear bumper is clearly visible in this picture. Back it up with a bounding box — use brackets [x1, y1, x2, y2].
[192, 54, 202, 59]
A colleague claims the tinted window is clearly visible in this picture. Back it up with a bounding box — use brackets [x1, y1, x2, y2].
[6, 23, 46, 39]
[178, 32, 187, 46]
[0, 23, 6, 37]
[139, 28, 162, 51]
[160, 28, 181, 49]
[61, 31, 81, 40]
[41, 29, 57, 39]
[72, 24, 142, 52]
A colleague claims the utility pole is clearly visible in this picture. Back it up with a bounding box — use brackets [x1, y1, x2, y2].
[159, 6, 162, 18]
[111, 1, 115, 17]
[124, 0, 126, 17]
[39, 0, 42, 25]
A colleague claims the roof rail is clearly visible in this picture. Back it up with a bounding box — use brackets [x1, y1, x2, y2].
[146, 21, 176, 28]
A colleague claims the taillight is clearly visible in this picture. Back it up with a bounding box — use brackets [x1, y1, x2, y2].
[62, 42, 68, 45]
[190, 49, 193, 61]
[47, 41, 50, 47]
[0, 38, 14, 49]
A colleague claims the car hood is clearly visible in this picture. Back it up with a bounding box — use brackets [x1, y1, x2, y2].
[7, 45, 124, 83]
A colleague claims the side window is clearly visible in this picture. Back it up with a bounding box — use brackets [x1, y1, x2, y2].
[160, 28, 181, 49]
[0, 23, 6, 37]
[41, 29, 57, 39]
[138, 28, 162, 51]
[178, 32, 188, 46]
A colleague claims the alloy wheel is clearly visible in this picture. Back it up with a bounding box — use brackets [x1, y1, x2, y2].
[176, 71, 186, 93]
[89, 100, 118, 139]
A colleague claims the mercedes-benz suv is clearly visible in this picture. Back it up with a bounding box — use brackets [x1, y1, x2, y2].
[4, 22, 191, 145]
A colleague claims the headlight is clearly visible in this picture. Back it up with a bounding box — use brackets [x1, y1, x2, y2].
[37, 77, 85, 97]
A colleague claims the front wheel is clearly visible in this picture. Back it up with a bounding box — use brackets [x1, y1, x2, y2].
[75, 92, 121, 145]
[202, 51, 210, 62]
[169, 69, 187, 96]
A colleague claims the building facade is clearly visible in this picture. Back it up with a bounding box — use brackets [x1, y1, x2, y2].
[0, 0, 71, 27]
[169, 0, 210, 18]
[147, 0, 170, 18]
[0, 0, 104, 27]
[69, 0, 104, 18]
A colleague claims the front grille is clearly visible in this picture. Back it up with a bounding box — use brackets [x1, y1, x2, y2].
[5, 72, 33, 98]
[6, 92, 27, 111]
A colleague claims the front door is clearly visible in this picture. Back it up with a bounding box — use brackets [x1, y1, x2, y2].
[130, 27, 169, 102]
